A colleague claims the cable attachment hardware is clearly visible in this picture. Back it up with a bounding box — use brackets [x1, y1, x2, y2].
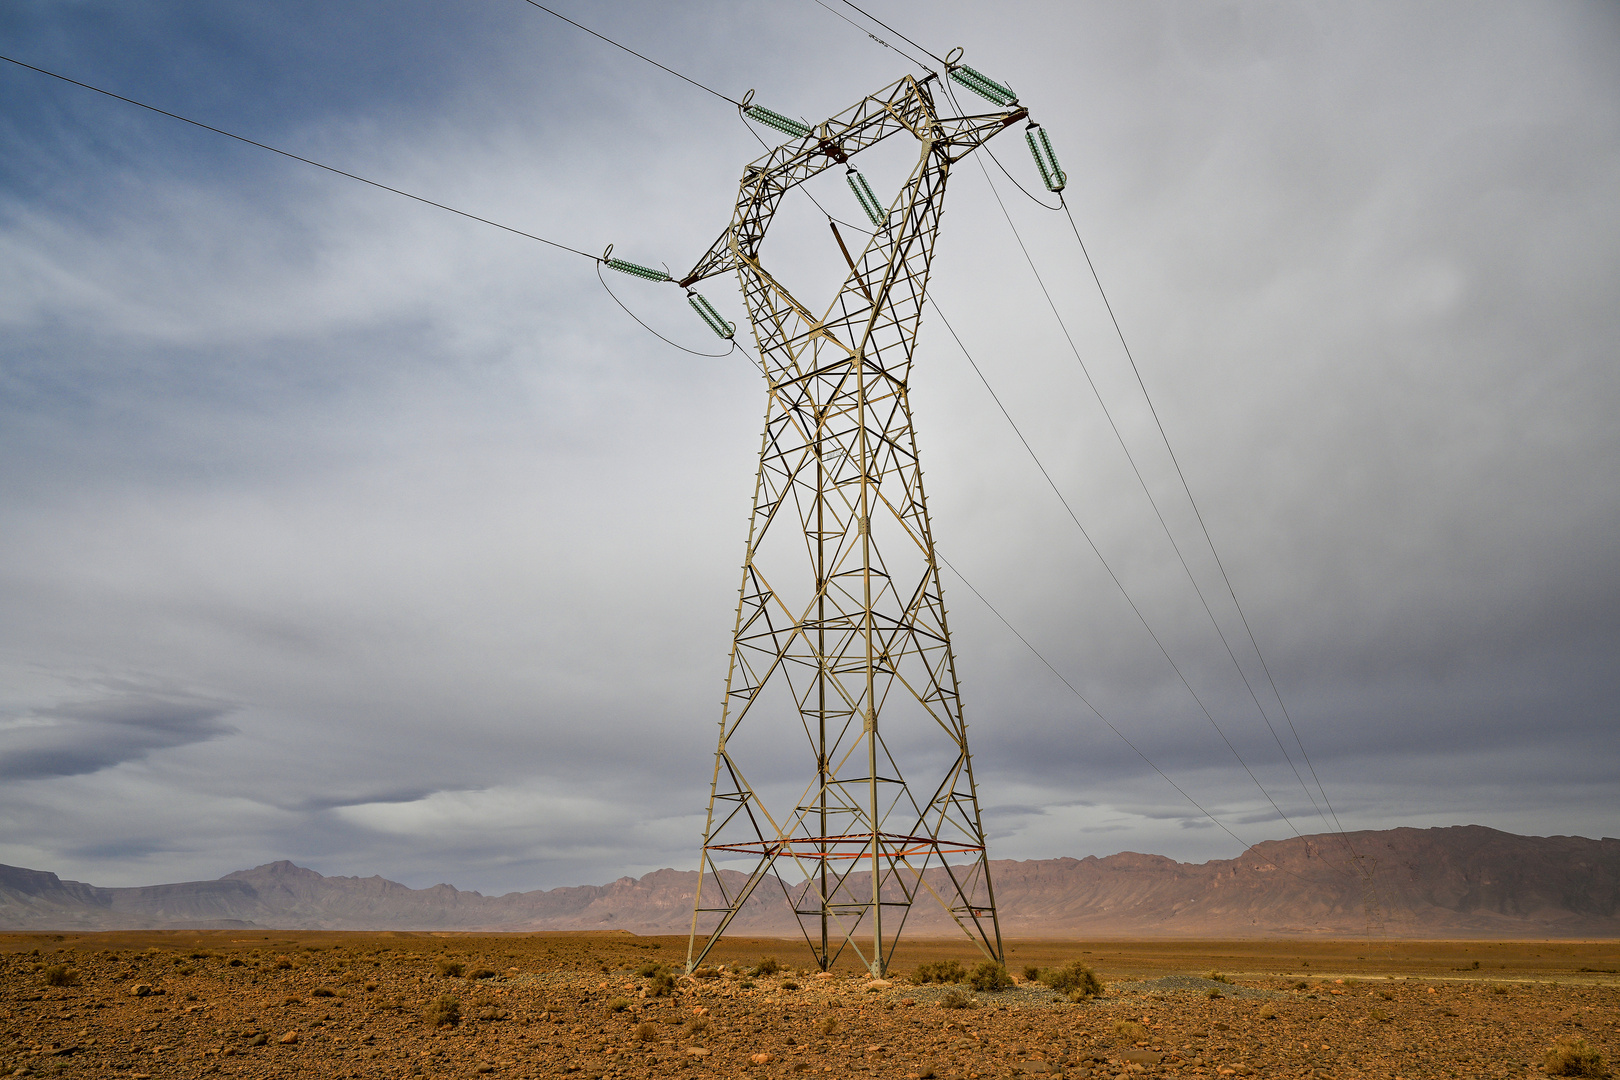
[1025, 123, 1066, 193]
[743, 103, 813, 140]
[687, 290, 736, 340]
[947, 63, 1017, 107]
[846, 167, 886, 226]
[603, 244, 671, 282]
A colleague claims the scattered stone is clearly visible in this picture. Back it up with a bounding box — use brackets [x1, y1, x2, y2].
[750, 1051, 775, 1065]
[129, 983, 153, 997]
[684, 1047, 711, 1057]
[279, 1030, 300, 1044]
[1120, 1051, 1162, 1066]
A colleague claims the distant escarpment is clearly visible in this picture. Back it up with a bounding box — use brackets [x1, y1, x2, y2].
[2, 826, 1614, 937]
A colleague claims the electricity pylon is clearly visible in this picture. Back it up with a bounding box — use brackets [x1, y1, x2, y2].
[678, 73, 1026, 975]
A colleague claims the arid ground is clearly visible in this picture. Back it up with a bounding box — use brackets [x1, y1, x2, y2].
[2, 932, 1615, 1079]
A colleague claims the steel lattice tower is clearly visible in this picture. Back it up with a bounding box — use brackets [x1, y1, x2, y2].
[678, 74, 1026, 975]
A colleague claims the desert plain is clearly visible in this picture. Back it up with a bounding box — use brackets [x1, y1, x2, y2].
[2, 932, 1615, 1080]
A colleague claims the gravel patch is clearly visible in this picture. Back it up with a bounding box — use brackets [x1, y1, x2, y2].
[1108, 975, 1286, 999]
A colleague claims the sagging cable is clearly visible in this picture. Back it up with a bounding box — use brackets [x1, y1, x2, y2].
[1025, 123, 1065, 193]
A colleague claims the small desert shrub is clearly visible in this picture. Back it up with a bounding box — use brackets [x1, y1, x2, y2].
[435, 958, 465, 977]
[738, 979, 757, 989]
[781, 980, 800, 991]
[914, 959, 968, 984]
[1205, 971, 1232, 984]
[1489, 983, 1509, 995]
[968, 961, 1013, 992]
[177, 965, 196, 976]
[1039, 961, 1103, 1001]
[1023, 965, 1042, 982]
[646, 971, 677, 997]
[633, 1021, 660, 1042]
[815, 1015, 838, 1035]
[754, 956, 782, 977]
[693, 967, 721, 980]
[607, 996, 632, 1013]
[1545, 1037, 1606, 1078]
[1378, 989, 1395, 1000]
[42, 964, 80, 987]
[1369, 1009, 1391, 1023]
[273, 955, 294, 970]
[1207, 987, 1224, 999]
[228, 958, 244, 967]
[938, 988, 977, 1010]
[310, 987, 336, 998]
[468, 967, 497, 980]
[1113, 1020, 1149, 1042]
[686, 1016, 711, 1037]
[636, 960, 666, 978]
[1291, 980, 1309, 990]
[427, 995, 461, 1027]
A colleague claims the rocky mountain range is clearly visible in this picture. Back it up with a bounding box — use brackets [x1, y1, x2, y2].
[2, 826, 1615, 937]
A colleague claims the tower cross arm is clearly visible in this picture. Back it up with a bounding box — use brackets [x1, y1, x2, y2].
[678, 76, 1026, 287]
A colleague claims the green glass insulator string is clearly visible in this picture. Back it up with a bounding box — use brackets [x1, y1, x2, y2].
[688, 291, 736, 339]
[1025, 126, 1066, 193]
[948, 65, 1016, 107]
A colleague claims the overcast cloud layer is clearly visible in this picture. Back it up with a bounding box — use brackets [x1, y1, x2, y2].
[1, 1, 1616, 894]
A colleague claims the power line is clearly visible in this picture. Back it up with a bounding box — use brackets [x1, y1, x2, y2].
[953, 130, 1320, 845]
[1056, 193, 1354, 843]
[836, 0, 947, 67]
[933, 548, 1255, 853]
[596, 263, 743, 360]
[0, 53, 600, 263]
[808, 0, 935, 74]
[517, 0, 742, 107]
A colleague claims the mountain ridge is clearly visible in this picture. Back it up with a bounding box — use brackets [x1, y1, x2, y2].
[3, 826, 1616, 937]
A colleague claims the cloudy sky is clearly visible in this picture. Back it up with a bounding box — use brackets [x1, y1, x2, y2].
[1, 1, 1615, 896]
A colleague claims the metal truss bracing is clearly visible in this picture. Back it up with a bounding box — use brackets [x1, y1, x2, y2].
[684, 74, 1026, 976]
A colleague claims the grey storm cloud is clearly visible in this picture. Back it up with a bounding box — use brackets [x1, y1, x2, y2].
[0, 693, 234, 780]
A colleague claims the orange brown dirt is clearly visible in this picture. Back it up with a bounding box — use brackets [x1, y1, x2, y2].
[2, 931, 1615, 1079]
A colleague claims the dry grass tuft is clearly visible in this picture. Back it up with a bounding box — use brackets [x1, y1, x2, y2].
[427, 995, 461, 1027]
[1039, 960, 1103, 1001]
[938, 988, 977, 1010]
[435, 959, 465, 978]
[967, 961, 1012, 992]
[1205, 971, 1232, 984]
[1114, 1020, 1149, 1042]
[686, 1016, 711, 1037]
[42, 964, 80, 987]
[816, 1015, 839, 1035]
[1545, 1037, 1606, 1078]
[914, 959, 968, 984]
[753, 956, 782, 976]
[607, 996, 632, 1013]
[632, 1021, 660, 1043]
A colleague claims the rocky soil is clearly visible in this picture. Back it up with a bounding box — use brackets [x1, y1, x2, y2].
[1, 932, 1615, 1079]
